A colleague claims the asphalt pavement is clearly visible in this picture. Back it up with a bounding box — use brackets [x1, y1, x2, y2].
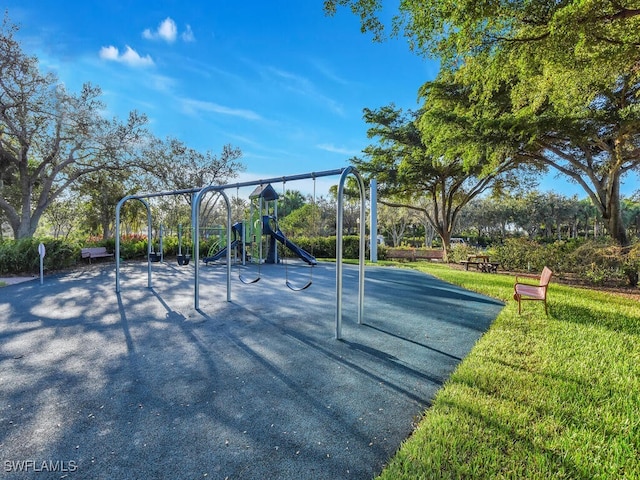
[0, 260, 504, 479]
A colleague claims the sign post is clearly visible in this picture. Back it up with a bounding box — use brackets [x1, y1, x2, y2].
[38, 243, 46, 285]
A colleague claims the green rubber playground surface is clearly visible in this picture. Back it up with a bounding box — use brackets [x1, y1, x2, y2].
[0, 261, 503, 479]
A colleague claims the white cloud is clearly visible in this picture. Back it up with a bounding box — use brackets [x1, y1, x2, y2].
[149, 74, 177, 93]
[143, 17, 195, 43]
[143, 17, 177, 43]
[180, 98, 262, 121]
[99, 45, 119, 61]
[99, 45, 154, 67]
[310, 59, 351, 86]
[182, 25, 195, 42]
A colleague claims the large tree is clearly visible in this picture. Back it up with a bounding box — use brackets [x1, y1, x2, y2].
[142, 138, 244, 194]
[417, 58, 640, 246]
[73, 169, 134, 239]
[377, 203, 412, 247]
[0, 17, 147, 239]
[325, 0, 640, 246]
[352, 105, 520, 256]
[324, 0, 640, 68]
[139, 137, 244, 226]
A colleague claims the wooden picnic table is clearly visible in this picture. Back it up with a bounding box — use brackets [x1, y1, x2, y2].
[460, 255, 500, 273]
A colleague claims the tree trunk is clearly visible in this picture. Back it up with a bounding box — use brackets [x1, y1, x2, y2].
[605, 177, 628, 246]
[15, 201, 40, 239]
[607, 213, 628, 245]
[441, 231, 452, 262]
[101, 212, 113, 240]
[423, 221, 435, 248]
[15, 219, 38, 239]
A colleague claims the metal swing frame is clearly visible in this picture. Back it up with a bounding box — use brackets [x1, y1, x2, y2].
[115, 167, 367, 340]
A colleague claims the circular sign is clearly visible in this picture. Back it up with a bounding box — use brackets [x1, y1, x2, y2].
[38, 243, 46, 258]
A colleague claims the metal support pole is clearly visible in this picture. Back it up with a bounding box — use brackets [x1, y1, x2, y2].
[193, 187, 232, 309]
[38, 243, 45, 285]
[242, 221, 246, 266]
[146, 215, 152, 287]
[259, 196, 263, 263]
[192, 195, 200, 308]
[335, 166, 366, 339]
[274, 188, 279, 264]
[369, 179, 378, 263]
[357, 175, 366, 326]
[116, 196, 152, 293]
[336, 183, 344, 340]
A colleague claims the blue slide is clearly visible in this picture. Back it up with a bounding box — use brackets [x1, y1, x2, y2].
[262, 216, 317, 266]
[203, 240, 240, 264]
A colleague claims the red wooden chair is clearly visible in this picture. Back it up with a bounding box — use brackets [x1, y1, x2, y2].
[513, 266, 553, 315]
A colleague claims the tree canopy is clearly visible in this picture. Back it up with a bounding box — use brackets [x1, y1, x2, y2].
[352, 104, 522, 254]
[324, 0, 640, 70]
[0, 17, 147, 239]
[326, 0, 640, 245]
[0, 16, 245, 240]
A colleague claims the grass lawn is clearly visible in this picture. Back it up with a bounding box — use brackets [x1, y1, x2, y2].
[375, 262, 640, 479]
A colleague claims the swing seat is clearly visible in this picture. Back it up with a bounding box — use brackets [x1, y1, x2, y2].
[286, 279, 312, 291]
[239, 273, 261, 284]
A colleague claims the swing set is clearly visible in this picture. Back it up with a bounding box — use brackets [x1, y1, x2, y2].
[279, 177, 317, 291]
[232, 178, 317, 291]
[115, 166, 368, 340]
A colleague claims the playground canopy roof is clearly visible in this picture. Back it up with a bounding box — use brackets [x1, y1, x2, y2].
[249, 183, 279, 201]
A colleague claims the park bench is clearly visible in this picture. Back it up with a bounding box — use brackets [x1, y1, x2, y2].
[387, 248, 444, 262]
[460, 254, 500, 273]
[81, 247, 114, 263]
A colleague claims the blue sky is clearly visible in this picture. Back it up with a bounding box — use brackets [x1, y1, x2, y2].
[5, 2, 636, 198]
[8, 1, 438, 196]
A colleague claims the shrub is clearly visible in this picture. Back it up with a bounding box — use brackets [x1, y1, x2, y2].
[447, 244, 476, 263]
[624, 243, 640, 287]
[43, 239, 80, 270]
[493, 238, 542, 272]
[566, 241, 627, 285]
[565, 240, 640, 287]
[274, 235, 365, 260]
[0, 238, 81, 274]
[493, 237, 640, 286]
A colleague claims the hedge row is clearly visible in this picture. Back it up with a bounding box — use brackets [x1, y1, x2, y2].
[3, 236, 638, 287]
[490, 237, 640, 286]
[0, 238, 80, 275]
[0, 235, 367, 275]
[375, 238, 640, 287]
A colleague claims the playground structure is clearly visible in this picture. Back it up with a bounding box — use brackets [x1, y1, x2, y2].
[201, 222, 243, 264]
[201, 184, 316, 268]
[115, 167, 368, 339]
